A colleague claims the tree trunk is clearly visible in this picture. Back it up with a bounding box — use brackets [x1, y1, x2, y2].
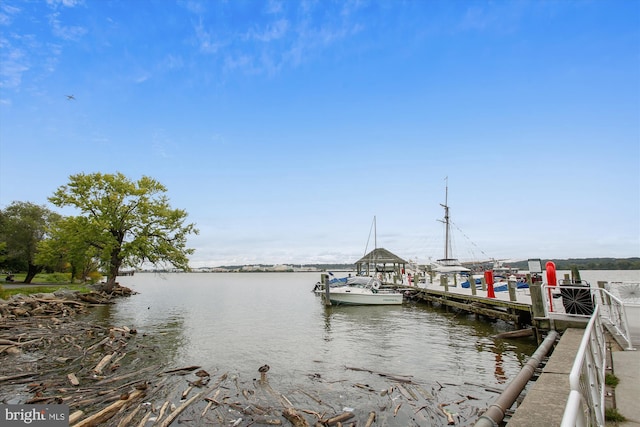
[105, 248, 122, 292]
[23, 263, 43, 284]
[70, 264, 77, 284]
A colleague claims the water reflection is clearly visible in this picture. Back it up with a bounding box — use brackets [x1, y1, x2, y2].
[109, 273, 539, 412]
[82, 303, 188, 368]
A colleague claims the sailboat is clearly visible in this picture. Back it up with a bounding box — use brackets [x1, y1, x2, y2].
[315, 216, 406, 305]
[426, 182, 471, 287]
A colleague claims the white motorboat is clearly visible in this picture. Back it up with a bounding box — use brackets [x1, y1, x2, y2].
[326, 276, 404, 305]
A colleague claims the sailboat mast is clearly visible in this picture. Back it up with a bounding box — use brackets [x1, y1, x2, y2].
[374, 216, 377, 250]
[440, 179, 451, 260]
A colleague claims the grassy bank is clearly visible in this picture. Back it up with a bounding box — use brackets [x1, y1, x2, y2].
[1, 272, 92, 299]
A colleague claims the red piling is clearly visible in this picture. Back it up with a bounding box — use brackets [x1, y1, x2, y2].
[545, 261, 557, 312]
[484, 270, 495, 298]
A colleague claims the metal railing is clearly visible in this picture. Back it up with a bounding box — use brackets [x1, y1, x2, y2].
[539, 281, 636, 427]
[559, 304, 606, 426]
[542, 281, 635, 351]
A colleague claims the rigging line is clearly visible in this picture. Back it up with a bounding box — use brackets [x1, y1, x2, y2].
[449, 220, 492, 260]
[363, 216, 376, 257]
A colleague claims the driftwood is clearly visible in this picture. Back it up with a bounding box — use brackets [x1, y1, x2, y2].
[158, 390, 205, 427]
[282, 407, 310, 427]
[163, 365, 201, 374]
[322, 411, 355, 425]
[67, 373, 80, 386]
[364, 411, 376, 427]
[439, 403, 456, 425]
[493, 328, 535, 339]
[69, 411, 84, 424]
[1, 287, 496, 427]
[345, 365, 414, 383]
[92, 352, 116, 375]
[72, 389, 145, 427]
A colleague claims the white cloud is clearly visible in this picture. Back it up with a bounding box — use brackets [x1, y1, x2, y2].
[48, 11, 87, 41]
[194, 19, 225, 54]
[248, 18, 289, 42]
[0, 3, 21, 26]
[163, 54, 184, 70]
[46, 0, 84, 8]
[0, 40, 29, 89]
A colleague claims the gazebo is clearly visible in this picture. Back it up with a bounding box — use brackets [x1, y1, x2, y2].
[355, 248, 408, 284]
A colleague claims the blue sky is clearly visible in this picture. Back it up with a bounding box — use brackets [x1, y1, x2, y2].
[1, 0, 639, 268]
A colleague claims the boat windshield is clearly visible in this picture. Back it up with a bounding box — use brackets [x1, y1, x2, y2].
[346, 276, 382, 288]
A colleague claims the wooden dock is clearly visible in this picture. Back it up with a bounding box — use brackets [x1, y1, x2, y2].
[402, 278, 590, 337]
[409, 285, 533, 325]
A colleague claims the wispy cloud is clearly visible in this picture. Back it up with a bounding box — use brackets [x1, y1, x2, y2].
[151, 129, 172, 159]
[246, 18, 289, 42]
[0, 0, 86, 95]
[163, 54, 184, 70]
[0, 37, 30, 89]
[48, 11, 87, 41]
[0, 3, 20, 26]
[194, 18, 226, 54]
[187, 2, 367, 77]
[46, 0, 84, 8]
[458, 2, 524, 34]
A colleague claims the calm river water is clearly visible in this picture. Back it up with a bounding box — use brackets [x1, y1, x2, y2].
[87, 270, 638, 425]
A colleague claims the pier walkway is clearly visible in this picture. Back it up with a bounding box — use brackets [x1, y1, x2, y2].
[402, 279, 639, 426]
[504, 328, 640, 426]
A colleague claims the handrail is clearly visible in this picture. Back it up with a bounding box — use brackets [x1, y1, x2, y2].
[555, 281, 637, 427]
[562, 390, 588, 427]
[542, 282, 635, 350]
[560, 304, 606, 426]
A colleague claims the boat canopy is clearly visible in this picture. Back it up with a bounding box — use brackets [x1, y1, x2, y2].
[355, 248, 408, 277]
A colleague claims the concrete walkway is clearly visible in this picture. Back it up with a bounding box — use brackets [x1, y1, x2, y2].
[610, 349, 640, 426]
[507, 328, 583, 426]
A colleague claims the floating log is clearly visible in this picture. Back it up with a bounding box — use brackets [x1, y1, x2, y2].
[493, 328, 534, 339]
[157, 390, 206, 427]
[365, 411, 376, 427]
[69, 411, 84, 424]
[92, 352, 116, 374]
[0, 372, 36, 382]
[72, 389, 144, 427]
[322, 412, 354, 425]
[116, 404, 141, 427]
[282, 407, 310, 427]
[163, 365, 201, 374]
[67, 373, 80, 386]
[439, 403, 455, 425]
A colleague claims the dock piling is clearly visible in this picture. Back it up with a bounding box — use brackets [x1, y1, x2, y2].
[322, 274, 331, 307]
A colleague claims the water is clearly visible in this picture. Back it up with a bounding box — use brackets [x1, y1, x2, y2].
[85, 270, 637, 424]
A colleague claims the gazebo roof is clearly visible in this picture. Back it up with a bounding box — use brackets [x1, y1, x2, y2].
[355, 247, 408, 265]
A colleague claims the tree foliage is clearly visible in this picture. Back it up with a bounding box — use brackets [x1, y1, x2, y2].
[0, 201, 61, 283]
[36, 216, 101, 283]
[49, 172, 198, 290]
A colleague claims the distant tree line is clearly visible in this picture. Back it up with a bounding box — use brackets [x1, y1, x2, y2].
[297, 259, 640, 271]
[509, 258, 640, 271]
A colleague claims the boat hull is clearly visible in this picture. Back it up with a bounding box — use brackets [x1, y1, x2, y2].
[328, 289, 403, 305]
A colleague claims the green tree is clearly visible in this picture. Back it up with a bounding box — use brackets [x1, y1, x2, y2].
[49, 172, 198, 291]
[36, 216, 101, 283]
[0, 201, 61, 283]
